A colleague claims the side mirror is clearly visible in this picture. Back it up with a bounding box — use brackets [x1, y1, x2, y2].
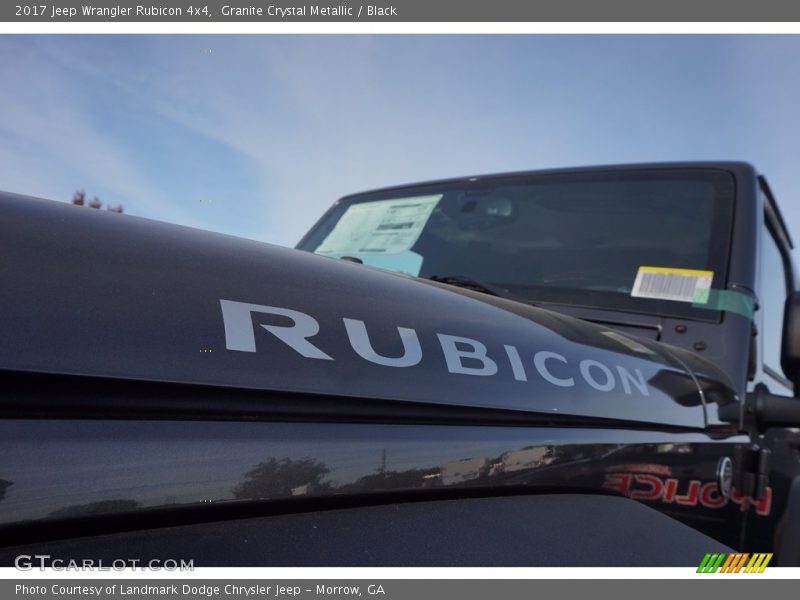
[719, 386, 800, 430]
[782, 291, 800, 394]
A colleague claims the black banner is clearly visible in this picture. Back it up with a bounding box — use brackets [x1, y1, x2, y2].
[4, 0, 800, 22]
[4, 579, 799, 600]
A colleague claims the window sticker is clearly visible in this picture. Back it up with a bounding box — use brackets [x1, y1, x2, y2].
[316, 195, 441, 257]
[360, 250, 425, 277]
[631, 266, 714, 304]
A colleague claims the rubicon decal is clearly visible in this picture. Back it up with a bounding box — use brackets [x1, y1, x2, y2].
[697, 553, 772, 573]
[219, 299, 652, 396]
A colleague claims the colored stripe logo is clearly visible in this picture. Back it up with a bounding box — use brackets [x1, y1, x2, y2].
[697, 553, 772, 573]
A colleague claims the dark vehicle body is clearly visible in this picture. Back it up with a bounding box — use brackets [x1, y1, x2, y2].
[1, 162, 798, 565]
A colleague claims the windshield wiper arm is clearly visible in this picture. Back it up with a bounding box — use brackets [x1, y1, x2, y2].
[427, 275, 534, 305]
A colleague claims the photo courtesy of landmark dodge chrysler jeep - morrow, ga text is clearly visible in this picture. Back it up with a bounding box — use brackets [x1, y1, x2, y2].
[1, 162, 799, 566]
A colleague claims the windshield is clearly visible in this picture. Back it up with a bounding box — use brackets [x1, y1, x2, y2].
[299, 168, 735, 321]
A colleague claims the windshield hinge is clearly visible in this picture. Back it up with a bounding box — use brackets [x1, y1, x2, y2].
[732, 444, 770, 501]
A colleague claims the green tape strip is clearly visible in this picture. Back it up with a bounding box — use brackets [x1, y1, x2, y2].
[697, 553, 713, 572]
[712, 553, 727, 572]
[704, 553, 720, 573]
[692, 289, 755, 319]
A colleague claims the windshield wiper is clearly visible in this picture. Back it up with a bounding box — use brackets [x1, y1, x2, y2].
[426, 275, 534, 305]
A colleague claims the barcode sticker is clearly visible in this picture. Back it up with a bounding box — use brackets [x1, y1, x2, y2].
[631, 266, 714, 304]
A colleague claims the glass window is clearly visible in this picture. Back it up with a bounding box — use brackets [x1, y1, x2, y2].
[760, 225, 789, 380]
[300, 169, 735, 322]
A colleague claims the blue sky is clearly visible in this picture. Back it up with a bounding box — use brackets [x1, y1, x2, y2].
[0, 35, 798, 253]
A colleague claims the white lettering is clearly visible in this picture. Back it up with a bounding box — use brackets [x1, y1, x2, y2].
[534, 351, 575, 387]
[616, 366, 649, 396]
[15, 585, 48, 594]
[437, 334, 498, 376]
[317, 586, 361, 595]
[217, 299, 656, 397]
[343, 318, 422, 367]
[580, 359, 615, 392]
[14, 556, 33, 570]
[222, 5, 263, 17]
[504, 344, 527, 381]
[219, 299, 332, 359]
[367, 5, 398, 16]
